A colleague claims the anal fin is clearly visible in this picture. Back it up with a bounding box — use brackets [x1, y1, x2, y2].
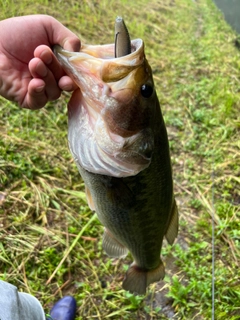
[102, 228, 128, 258]
[122, 261, 165, 295]
[165, 198, 178, 245]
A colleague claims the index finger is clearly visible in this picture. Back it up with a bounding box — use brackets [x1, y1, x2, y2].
[44, 15, 81, 52]
[34, 45, 65, 81]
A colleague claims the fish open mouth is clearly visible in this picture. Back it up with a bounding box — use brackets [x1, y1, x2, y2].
[54, 32, 156, 177]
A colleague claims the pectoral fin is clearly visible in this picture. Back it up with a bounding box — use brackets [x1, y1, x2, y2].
[85, 186, 95, 211]
[102, 228, 128, 258]
[165, 198, 178, 245]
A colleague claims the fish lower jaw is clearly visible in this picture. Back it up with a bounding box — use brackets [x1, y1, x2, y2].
[69, 110, 152, 177]
[69, 135, 152, 178]
[71, 141, 150, 178]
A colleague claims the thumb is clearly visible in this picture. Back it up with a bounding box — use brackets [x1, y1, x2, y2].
[44, 15, 81, 52]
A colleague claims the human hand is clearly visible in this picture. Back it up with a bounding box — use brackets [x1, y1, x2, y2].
[0, 15, 80, 109]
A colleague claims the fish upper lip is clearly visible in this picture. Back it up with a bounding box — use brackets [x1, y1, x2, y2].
[54, 39, 144, 62]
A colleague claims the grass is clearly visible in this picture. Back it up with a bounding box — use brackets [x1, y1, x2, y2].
[0, 0, 239, 319]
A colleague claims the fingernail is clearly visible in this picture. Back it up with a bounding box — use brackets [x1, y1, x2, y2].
[63, 84, 73, 91]
[35, 85, 45, 93]
[40, 49, 53, 64]
[37, 62, 48, 77]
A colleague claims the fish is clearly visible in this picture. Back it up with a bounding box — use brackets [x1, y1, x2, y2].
[54, 17, 178, 295]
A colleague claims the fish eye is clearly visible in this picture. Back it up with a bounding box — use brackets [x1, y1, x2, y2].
[140, 84, 153, 98]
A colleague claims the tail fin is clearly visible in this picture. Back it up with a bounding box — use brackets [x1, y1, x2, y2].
[122, 261, 165, 295]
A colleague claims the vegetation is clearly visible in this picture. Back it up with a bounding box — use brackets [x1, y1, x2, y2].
[0, 0, 239, 319]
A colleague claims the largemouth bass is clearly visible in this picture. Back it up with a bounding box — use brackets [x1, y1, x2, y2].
[54, 18, 178, 295]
